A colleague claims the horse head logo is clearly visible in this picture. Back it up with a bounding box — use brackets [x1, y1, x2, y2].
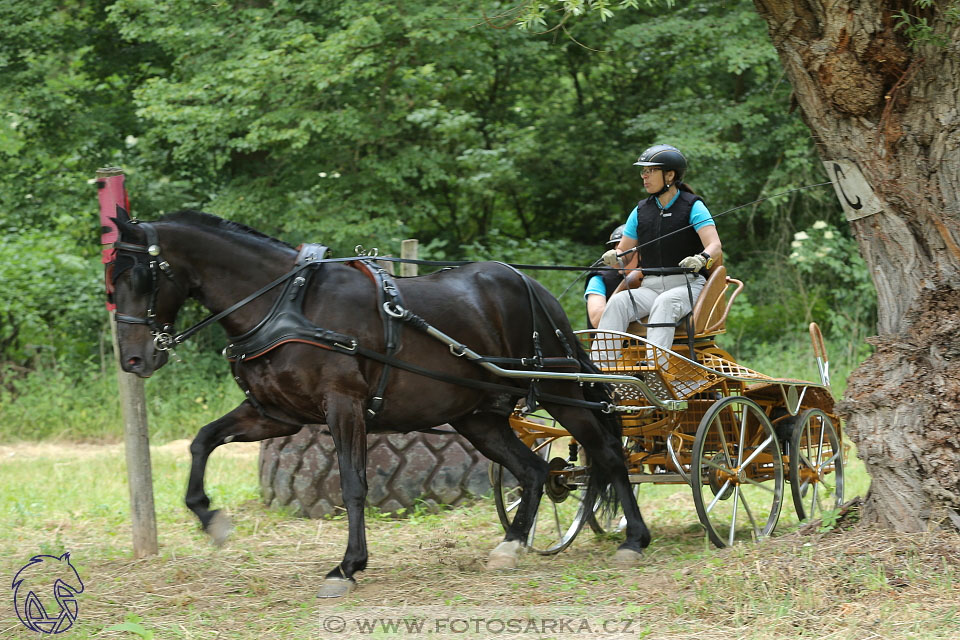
[12, 552, 84, 634]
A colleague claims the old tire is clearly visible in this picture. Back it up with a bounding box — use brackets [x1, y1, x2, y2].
[259, 425, 491, 517]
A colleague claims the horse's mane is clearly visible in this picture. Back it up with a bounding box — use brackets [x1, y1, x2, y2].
[159, 210, 294, 249]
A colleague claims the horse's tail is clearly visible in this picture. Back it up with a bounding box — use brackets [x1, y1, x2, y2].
[574, 342, 622, 517]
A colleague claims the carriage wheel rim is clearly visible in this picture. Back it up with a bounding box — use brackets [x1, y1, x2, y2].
[692, 396, 784, 549]
[789, 408, 844, 522]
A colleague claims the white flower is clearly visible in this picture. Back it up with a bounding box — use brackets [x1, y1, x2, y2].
[791, 240, 802, 248]
[318, 172, 327, 178]
[125, 135, 138, 147]
[813, 220, 828, 230]
[824, 230, 834, 239]
[331, 172, 341, 178]
[789, 252, 799, 259]
[794, 231, 809, 241]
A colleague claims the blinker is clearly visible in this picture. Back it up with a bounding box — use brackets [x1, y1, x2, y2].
[148, 245, 161, 256]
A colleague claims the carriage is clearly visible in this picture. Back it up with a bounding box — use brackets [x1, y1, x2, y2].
[105, 208, 844, 595]
[492, 264, 845, 552]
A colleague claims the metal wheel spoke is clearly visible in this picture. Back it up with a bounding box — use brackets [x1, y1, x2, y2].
[728, 486, 740, 546]
[815, 424, 826, 467]
[701, 456, 736, 476]
[737, 405, 749, 453]
[709, 412, 736, 468]
[809, 483, 820, 517]
[552, 503, 566, 538]
[739, 475, 777, 494]
[821, 450, 840, 470]
[737, 490, 760, 539]
[739, 435, 775, 468]
[705, 480, 733, 514]
[799, 453, 817, 471]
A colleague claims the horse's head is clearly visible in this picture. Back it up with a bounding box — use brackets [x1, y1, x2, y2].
[110, 218, 190, 377]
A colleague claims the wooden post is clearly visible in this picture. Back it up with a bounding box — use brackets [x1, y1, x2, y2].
[96, 167, 159, 558]
[378, 256, 396, 275]
[401, 239, 418, 277]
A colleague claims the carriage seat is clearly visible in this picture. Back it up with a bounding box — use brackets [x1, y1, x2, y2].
[625, 265, 743, 341]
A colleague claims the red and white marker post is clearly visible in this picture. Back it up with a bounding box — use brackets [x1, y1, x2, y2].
[95, 167, 159, 558]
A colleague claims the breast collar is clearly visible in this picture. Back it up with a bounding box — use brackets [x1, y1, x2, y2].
[224, 245, 405, 420]
[223, 243, 331, 361]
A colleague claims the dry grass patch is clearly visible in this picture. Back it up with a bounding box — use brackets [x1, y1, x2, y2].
[1, 442, 957, 639]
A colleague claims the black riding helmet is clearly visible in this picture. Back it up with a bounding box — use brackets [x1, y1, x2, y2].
[606, 224, 626, 247]
[633, 144, 687, 192]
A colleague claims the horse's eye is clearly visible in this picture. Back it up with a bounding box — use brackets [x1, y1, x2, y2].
[131, 264, 152, 294]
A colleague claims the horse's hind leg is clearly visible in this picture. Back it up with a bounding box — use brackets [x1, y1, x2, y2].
[450, 413, 549, 569]
[318, 394, 369, 598]
[540, 401, 650, 564]
[185, 401, 301, 546]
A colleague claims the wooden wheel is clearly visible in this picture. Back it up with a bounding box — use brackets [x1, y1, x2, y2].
[789, 408, 844, 521]
[691, 396, 785, 548]
[492, 437, 591, 555]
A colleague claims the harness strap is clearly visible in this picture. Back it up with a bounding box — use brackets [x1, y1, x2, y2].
[360, 261, 405, 420]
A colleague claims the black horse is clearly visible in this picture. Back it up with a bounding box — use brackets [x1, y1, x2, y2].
[109, 211, 650, 597]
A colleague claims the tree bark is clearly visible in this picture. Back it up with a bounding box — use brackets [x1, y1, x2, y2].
[751, 0, 960, 531]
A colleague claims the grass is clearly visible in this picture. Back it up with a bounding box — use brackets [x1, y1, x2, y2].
[1, 439, 958, 639]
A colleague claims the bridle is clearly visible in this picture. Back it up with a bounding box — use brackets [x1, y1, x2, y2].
[111, 220, 321, 354]
[112, 220, 185, 352]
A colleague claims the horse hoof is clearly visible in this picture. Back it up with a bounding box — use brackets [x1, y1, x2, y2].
[486, 540, 525, 571]
[207, 511, 234, 547]
[613, 547, 643, 567]
[317, 578, 356, 599]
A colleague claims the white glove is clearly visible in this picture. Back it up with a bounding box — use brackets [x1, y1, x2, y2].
[679, 253, 707, 271]
[602, 249, 620, 267]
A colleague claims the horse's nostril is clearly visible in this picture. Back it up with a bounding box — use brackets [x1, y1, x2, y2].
[128, 357, 142, 368]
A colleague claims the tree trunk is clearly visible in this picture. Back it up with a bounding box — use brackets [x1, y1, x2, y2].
[751, 0, 960, 530]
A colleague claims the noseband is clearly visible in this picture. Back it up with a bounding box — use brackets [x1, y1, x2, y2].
[113, 220, 183, 351]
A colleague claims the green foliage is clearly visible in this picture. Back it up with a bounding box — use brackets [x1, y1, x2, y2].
[0, 232, 103, 367]
[0, 0, 876, 437]
[894, 0, 960, 49]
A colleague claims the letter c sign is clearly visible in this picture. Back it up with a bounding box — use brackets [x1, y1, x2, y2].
[823, 160, 883, 221]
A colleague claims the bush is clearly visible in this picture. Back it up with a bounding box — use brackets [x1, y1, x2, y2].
[0, 230, 104, 368]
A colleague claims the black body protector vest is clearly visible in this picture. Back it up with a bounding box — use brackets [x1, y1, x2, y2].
[583, 268, 623, 329]
[635, 190, 706, 274]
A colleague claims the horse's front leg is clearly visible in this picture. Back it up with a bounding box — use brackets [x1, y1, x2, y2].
[185, 401, 302, 545]
[317, 394, 369, 598]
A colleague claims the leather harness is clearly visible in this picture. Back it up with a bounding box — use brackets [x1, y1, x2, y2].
[224, 244, 404, 420]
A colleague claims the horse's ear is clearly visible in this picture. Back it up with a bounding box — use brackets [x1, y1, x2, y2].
[112, 216, 141, 241]
[59, 552, 71, 562]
